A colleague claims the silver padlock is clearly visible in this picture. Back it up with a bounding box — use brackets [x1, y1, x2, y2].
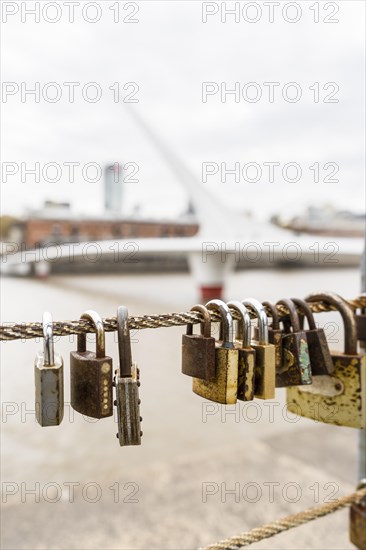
[114, 306, 142, 446]
[35, 312, 64, 426]
[242, 298, 276, 400]
[227, 300, 256, 401]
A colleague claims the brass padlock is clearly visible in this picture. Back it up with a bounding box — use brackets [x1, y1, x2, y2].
[181, 305, 216, 380]
[287, 292, 366, 428]
[35, 312, 64, 427]
[263, 301, 284, 370]
[276, 298, 312, 387]
[70, 310, 113, 419]
[291, 297, 334, 375]
[192, 300, 238, 404]
[227, 300, 255, 401]
[350, 481, 366, 550]
[114, 306, 142, 446]
[243, 298, 276, 400]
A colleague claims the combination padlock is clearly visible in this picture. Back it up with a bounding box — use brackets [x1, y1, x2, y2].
[242, 298, 276, 400]
[35, 312, 64, 427]
[287, 292, 366, 428]
[114, 305, 142, 446]
[181, 305, 216, 380]
[291, 297, 334, 375]
[227, 300, 255, 401]
[70, 310, 113, 419]
[192, 300, 238, 404]
[276, 298, 312, 387]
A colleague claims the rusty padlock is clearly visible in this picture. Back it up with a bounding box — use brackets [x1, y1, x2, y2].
[227, 300, 256, 401]
[287, 292, 366, 428]
[192, 300, 238, 404]
[276, 298, 312, 387]
[243, 298, 276, 400]
[70, 310, 113, 419]
[291, 297, 334, 375]
[355, 295, 366, 349]
[263, 301, 284, 370]
[350, 481, 366, 550]
[114, 305, 142, 446]
[182, 305, 216, 380]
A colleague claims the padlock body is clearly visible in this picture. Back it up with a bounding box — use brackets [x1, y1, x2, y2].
[192, 345, 238, 404]
[276, 332, 312, 387]
[252, 343, 276, 399]
[237, 347, 255, 401]
[254, 326, 283, 369]
[182, 334, 216, 380]
[356, 313, 366, 347]
[287, 352, 366, 428]
[115, 364, 141, 446]
[70, 350, 113, 418]
[306, 328, 334, 375]
[270, 328, 283, 370]
[350, 499, 366, 550]
[35, 351, 64, 426]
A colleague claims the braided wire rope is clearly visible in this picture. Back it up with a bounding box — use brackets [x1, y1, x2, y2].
[202, 487, 366, 549]
[1, 296, 365, 341]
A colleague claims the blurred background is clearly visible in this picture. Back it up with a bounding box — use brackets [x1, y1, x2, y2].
[1, 1, 365, 549]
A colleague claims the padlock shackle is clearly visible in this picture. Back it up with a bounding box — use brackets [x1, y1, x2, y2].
[227, 300, 251, 348]
[186, 305, 211, 338]
[206, 299, 234, 348]
[117, 306, 133, 377]
[42, 311, 54, 366]
[262, 301, 279, 330]
[277, 299, 301, 333]
[242, 298, 269, 345]
[305, 292, 358, 355]
[78, 310, 105, 358]
[290, 298, 317, 331]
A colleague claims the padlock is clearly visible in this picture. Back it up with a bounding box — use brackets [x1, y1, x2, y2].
[70, 310, 113, 419]
[227, 300, 255, 401]
[262, 301, 284, 370]
[276, 298, 312, 387]
[243, 298, 276, 400]
[291, 297, 334, 375]
[287, 292, 366, 428]
[355, 295, 366, 348]
[114, 305, 142, 446]
[356, 311, 366, 346]
[181, 305, 216, 380]
[35, 312, 64, 427]
[350, 480, 366, 550]
[192, 300, 238, 404]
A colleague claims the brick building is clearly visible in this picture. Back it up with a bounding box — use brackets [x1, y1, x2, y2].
[9, 215, 199, 248]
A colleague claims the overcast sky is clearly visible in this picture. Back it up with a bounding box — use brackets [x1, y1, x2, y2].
[1, 1, 365, 220]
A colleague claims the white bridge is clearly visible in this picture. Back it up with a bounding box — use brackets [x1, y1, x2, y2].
[2, 107, 364, 299]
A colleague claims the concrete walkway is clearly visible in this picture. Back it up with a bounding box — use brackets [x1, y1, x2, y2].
[1, 270, 361, 549]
